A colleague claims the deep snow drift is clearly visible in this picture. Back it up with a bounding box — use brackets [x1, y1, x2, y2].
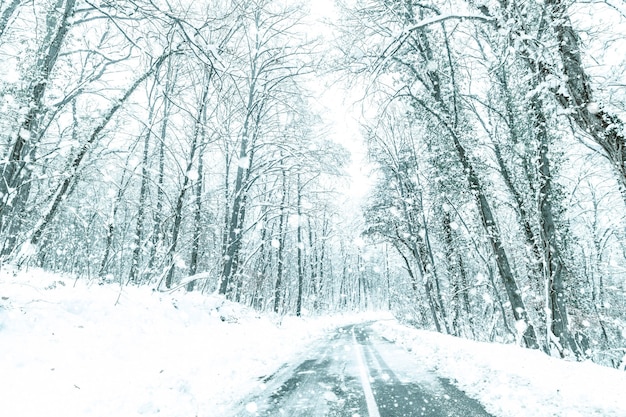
[1, 268, 625, 417]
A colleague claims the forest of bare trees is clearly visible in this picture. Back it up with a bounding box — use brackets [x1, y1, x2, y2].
[1, 0, 625, 369]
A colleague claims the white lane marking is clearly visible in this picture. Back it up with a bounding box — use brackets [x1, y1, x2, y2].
[352, 328, 381, 417]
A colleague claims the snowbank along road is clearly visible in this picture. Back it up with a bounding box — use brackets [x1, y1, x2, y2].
[230, 322, 495, 416]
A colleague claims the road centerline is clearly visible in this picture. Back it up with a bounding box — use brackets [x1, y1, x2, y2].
[352, 326, 381, 417]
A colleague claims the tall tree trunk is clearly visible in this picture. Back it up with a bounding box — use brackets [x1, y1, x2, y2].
[296, 174, 304, 316]
[163, 71, 211, 289]
[393, 163, 449, 333]
[418, 186, 450, 334]
[0, 0, 22, 39]
[252, 202, 270, 310]
[18, 51, 171, 260]
[543, 0, 626, 205]
[397, 16, 538, 346]
[129, 86, 158, 284]
[396, 237, 443, 333]
[339, 241, 348, 310]
[187, 140, 205, 292]
[308, 217, 318, 310]
[383, 243, 392, 310]
[147, 65, 176, 277]
[442, 209, 474, 338]
[1, 0, 76, 255]
[530, 94, 582, 357]
[478, 0, 626, 204]
[316, 217, 328, 310]
[476, 2, 584, 354]
[98, 172, 130, 279]
[490, 68, 544, 274]
[219, 75, 259, 295]
[219, 170, 248, 295]
[414, 96, 539, 349]
[273, 168, 288, 314]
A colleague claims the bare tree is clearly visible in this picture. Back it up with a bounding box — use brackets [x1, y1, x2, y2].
[218, 1, 314, 295]
[1, 0, 77, 255]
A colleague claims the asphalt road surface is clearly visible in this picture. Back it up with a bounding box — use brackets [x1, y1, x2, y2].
[229, 322, 496, 417]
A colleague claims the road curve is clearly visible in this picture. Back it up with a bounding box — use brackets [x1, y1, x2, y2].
[229, 322, 495, 417]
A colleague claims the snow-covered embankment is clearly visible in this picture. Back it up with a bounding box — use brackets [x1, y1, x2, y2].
[373, 320, 626, 417]
[0, 269, 357, 417]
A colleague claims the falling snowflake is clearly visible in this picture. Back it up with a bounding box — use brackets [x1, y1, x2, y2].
[238, 155, 250, 169]
[586, 102, 600, 114]
[245, 402, 258, 413]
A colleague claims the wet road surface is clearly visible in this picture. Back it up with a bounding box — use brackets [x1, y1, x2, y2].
[229, 322, 495, 417]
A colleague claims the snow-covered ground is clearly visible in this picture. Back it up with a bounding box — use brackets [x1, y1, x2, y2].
[0, 268, 373, 417]
[373, 321, 626, 417]
[1, 268, 625, 417]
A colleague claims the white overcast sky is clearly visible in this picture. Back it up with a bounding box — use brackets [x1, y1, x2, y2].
[302, 0, 376, 205]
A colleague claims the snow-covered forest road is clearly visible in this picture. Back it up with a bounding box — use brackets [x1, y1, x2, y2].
[2, 0, 626, 415]
[3, 0, 626, 389]
[2, 271, 626, 417]
[229, 322, 493, 417]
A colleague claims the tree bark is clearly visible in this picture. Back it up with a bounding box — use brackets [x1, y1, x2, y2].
[1, 0, 76, 255]
[396, 15, 538, 346]
[187, 143, 204, 292]
[218, 77, 258, 295]
[0, 0, 22, 39]
[148, 65, 175, 276]
[478, 0, 626, 205]
[393, 163, 448, 333]
[442, 209, 474, 338]
[129, 85, 158, 284]
[18, 51, 172, 259]
[490, 67, 544, 273]
[98, 169, 132, 279]
[543, 0, 626, 205]
[163, 70, 211, 289]
[273, 167, 288, 314]
[530, 94, 582, 357]
[296, 174, 304, 316]
[414, 96, 539, 349]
